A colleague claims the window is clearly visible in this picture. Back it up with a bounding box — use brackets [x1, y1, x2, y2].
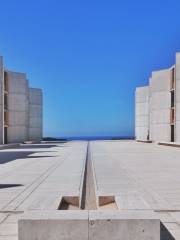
[171, 90, 174, 108]
[171, 68, 175, 90]
[4, 72, 8, 92]
[4, 93, 8, 110]
[4, 111, 8, 126]
[170, 108, 175, 124]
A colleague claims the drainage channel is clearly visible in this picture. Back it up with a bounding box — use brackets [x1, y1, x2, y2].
[59, 142, 117, 210]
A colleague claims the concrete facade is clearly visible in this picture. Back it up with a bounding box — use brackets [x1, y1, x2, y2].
[149, 69, 171, 142]
[175, 53, 180, 141]
[0, 56, 43, 144]
[135, 86, 149, 141]
[135, 52, 178, 142]
[7, 71, 29, 143]
[0, 57, 3, 144]
[29, 88, 43, 141]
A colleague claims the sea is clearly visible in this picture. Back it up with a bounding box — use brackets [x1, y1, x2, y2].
[43, 136, 135, 141]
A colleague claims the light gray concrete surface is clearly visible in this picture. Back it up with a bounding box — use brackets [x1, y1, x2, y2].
[1, 141, 180, 239]
[90, 141, 180, 239]
[19, 211, 88, 240]
[149, 69, 171, 142]
[175, 53, 180, 142]
[0, 55, 43, 144]
[28, 88, 43, 141]
[0, 141, 87, 239]
[18, 210, 160, 240]
[0, 57, 3, 144]
[89, 210, 160, 240]
[135, 86, 149, 141]
[7, 71, 29, 143]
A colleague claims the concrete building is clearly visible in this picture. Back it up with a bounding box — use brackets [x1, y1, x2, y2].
[0, 56, 43, 144]
[135, 52, 179, 142]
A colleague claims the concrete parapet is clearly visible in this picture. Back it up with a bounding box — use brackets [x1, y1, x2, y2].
[18, 210, 160, 240]
[89, 211, 160, 240]
[19, 211, 89, 240]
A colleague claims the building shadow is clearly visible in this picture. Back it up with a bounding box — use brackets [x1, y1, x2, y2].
[0, 151, 55, 164]
[0, 184, 23, 189]
[17, 144, 58, 149]
[161, 222, 175, 240]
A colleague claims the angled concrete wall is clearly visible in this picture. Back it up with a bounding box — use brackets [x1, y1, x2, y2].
[7, 71, 29, 143]
[0, 57, 3, 144]
[149, 69, 171, 142]
[135, 86, 149, 140]
[175, 53, 180, 141]
[28, 88, 43, 141]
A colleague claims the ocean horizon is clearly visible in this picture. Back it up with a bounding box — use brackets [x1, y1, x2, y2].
[43, 136, 135, 141]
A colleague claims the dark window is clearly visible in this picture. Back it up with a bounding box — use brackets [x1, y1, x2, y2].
[171, 68, 175, 90]
[4, 127, 8, 144]
[171, 125, 174, 142]
[4, 72, 8, 92]
[171, 90, 174, 108]
[4, 94, 8, 110]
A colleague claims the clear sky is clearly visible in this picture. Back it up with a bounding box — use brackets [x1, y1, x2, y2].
[0, 0, 180, 138]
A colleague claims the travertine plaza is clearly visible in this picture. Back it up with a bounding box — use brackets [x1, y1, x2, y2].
[0, 56, 43, 144]
[0, 141, 180, 240]
[135, 52, 180, 142]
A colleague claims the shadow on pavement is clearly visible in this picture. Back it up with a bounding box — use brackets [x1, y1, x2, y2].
[0, 151, 55, 164]
[17, 144, 58, 149]
[161, 222, 175, 240]
[0, 184, 23, 189]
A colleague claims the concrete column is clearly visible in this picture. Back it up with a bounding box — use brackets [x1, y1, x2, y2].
[135, 86, 149, 141]
[175, 53, 180, 141]
[0, 57, 3, 144]
[7, 71, 29, 143]
[149, 69, 171, 142]
[28, 88, 43, 141]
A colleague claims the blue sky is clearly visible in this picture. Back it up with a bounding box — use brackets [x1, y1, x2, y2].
[0, 0, 180, 137]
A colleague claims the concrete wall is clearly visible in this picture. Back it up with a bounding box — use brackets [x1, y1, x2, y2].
[149, 69, 171, 142]
[19, 211, 160, 240]
[0, 57, 3, 144]
[7, 71, 29, 143]
[135, 86, 149, 140]
[175, 53, 180, 141]
[28, 88, 43, 141]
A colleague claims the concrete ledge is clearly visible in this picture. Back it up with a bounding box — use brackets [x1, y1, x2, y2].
[137, 140, 153, 143]
[0, 143, 20, 150]
[18, 210, 160, 240]
[158, 142, 180, 147]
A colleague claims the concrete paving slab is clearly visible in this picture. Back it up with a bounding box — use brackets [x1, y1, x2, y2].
[0, 141, 87, 239]
[1, 141, 180, 239]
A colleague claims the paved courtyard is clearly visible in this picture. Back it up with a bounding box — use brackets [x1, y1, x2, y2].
[1, 141, 180, 239]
